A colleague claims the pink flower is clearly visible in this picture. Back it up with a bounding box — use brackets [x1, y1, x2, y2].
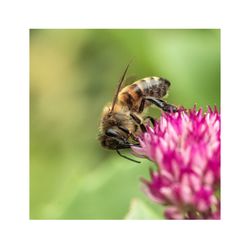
[133, 106, 220, 219]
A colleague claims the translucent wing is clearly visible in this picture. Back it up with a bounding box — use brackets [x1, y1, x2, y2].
[110, 62, 132, 112]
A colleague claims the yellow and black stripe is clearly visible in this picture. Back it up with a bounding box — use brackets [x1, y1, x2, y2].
[118, 76, 170, 111]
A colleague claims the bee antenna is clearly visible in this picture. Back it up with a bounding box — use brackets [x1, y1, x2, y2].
[116, 150, 141, 163]
[110, 60, 133, 112]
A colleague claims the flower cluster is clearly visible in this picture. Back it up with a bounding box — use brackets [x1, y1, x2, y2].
[133, 106, 220, 219]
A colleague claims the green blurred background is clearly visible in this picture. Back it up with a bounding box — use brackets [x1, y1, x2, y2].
[30, 29, 220, 219]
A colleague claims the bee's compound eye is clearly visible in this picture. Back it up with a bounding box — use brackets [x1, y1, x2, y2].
[106, 128, 119, 137]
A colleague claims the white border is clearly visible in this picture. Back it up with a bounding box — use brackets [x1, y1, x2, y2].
[1, 0, 250, 249]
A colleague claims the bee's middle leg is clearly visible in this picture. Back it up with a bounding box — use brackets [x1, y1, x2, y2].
[144, 116, 155, 126]
[130, 113, 146, 132]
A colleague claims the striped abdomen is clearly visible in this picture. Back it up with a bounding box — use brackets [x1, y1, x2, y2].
[118, 76, 170, 112]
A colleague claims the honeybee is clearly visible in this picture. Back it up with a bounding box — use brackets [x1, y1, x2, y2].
[98, 63, 177, 163]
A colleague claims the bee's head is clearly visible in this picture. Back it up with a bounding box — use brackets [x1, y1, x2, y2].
[98, 103, 132, 150]
[98, 128, 130, 150]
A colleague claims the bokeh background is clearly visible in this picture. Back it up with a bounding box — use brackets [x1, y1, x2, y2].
[30, 29, 220, 219]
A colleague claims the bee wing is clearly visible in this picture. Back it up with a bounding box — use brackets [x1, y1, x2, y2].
[111, 62, 132, 112]
[124, 75, 138, 86]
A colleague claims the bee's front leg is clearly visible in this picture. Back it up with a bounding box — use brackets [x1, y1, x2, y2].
[130, 133, 139, 142]
[118, 125, 139, 142]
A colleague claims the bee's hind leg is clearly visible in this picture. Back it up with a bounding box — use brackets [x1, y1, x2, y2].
[145, 97, 178, 113]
